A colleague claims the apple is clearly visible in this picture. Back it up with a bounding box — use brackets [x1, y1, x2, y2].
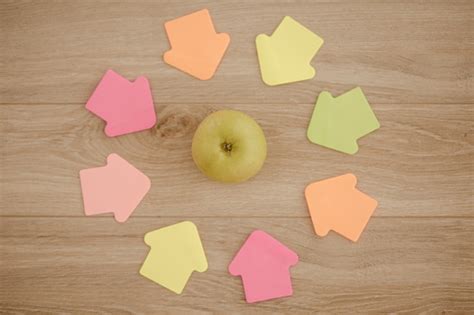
[192, 110, 267, 183]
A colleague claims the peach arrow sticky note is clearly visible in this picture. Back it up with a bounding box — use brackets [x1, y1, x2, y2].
[229, 230, 298, 303]
[256, 16, 324, 86]
[305, 173, 378, 242]
[163, 9, 230, 80]
[140, 221, 208, 294]
[86, 69, 157, 137]
[79, 153, 151, 223]
[307, 87, 380, 155]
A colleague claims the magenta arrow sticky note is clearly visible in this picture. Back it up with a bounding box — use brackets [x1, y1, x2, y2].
[228, 230, 298, 303]
[86, 69, 157, 137]
[79, 153, 151, 223]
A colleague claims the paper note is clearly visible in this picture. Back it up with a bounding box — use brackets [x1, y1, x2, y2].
[79, 153, 151, 223]
[229, 230, 298, 303]
[164, 9, 230, 80]
[256, 16, 324, 86]
[307, 87, 380, 154]
[140, 221, 208, 294]
[86, 69, 156, 137]
[305, 173, 378, 242]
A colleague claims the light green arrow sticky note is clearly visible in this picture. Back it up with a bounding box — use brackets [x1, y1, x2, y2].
[307, 87, 380, 155]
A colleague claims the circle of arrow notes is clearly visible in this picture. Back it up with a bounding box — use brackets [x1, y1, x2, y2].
[79, 8, 381, 303]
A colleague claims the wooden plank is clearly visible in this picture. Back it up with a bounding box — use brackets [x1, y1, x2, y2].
[1, 103, 473, 217]
[0, 217, 472, 313]
[1, 0, 472, 104]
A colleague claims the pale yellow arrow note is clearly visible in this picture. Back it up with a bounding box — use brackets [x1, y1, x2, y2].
[256, 16, 324, 86]
[140, 221, 208, 294]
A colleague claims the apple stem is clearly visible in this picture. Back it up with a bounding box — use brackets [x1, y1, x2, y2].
[222, 142, 233, 153]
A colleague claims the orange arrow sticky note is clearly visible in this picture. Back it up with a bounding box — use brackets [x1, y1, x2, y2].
[305, 174, 377, 242]
[163, 9, 230, 80]
[79, 154, 151, 223]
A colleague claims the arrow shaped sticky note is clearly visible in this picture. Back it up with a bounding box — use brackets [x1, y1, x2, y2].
[79, 153, 151, 223]
[307, 87, 380, 154]
[305, 173, 378, 242]
[86, 69, 157, 137]
[229, 230, 298, 303]
[140, 221, 208, 294]
[163, 9, 230, 80]
[256, 16, 324, 86]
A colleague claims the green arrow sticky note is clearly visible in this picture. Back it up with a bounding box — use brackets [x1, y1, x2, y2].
[307, 87, 380, 155]
[256, 16, 324, 86]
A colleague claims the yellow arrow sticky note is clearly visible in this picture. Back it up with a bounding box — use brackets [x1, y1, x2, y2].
[307, 87, 380, 154]
[256, 16, 324, 86]
[140, 221, 208, 294]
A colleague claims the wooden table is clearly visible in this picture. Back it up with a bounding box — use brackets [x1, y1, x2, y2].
[1, 1, 473, 313]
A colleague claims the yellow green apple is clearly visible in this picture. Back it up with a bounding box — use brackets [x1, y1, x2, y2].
[192, 110, 267, 183]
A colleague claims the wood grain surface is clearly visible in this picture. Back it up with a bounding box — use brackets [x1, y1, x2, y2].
[1, 0, 473, 314]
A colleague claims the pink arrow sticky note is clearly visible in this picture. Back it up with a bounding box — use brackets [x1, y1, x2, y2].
[229, 230, 298, 303]
[86, 69, 157, 137]
[79, 153, 151, 223]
